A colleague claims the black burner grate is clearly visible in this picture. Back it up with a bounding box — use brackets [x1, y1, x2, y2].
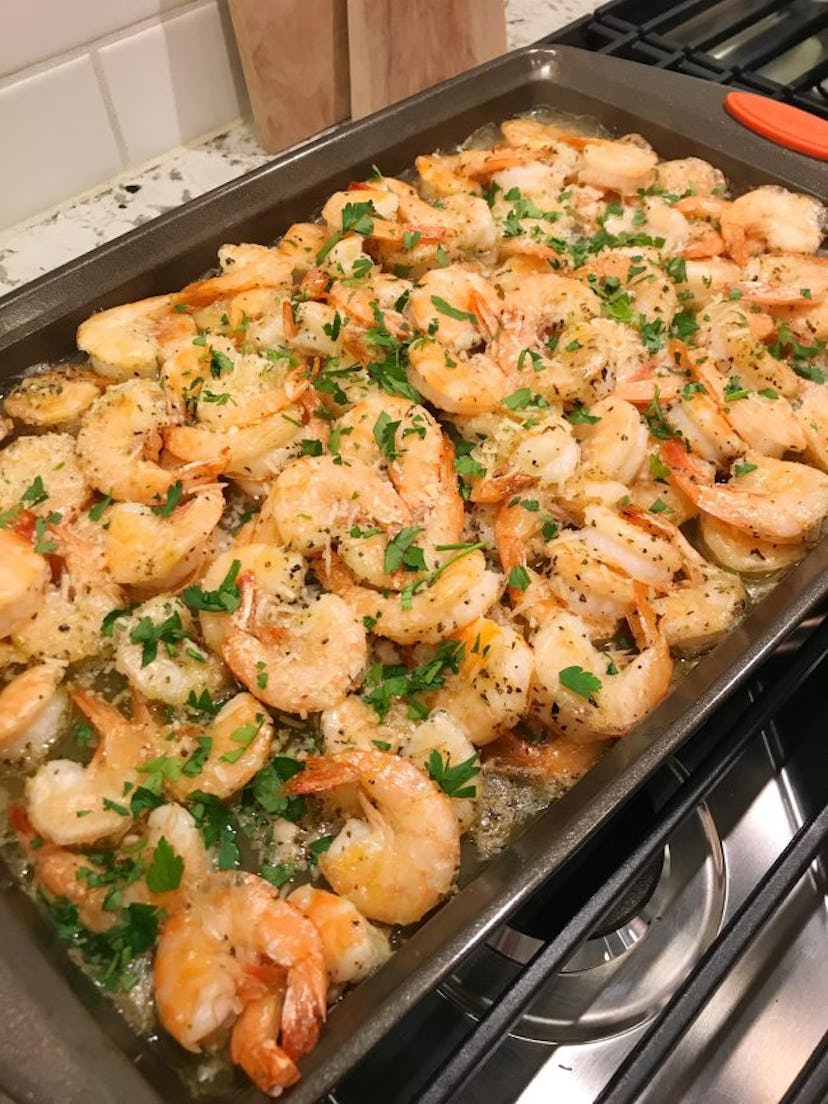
[539, 0, 828, 118]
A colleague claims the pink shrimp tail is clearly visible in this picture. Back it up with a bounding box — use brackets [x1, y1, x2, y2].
[284, 755, 360, 795]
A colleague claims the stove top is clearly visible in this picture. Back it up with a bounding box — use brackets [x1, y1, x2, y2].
[543, 0, 828, 118]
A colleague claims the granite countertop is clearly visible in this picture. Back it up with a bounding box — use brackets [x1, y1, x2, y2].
[0, 0, 597, 296]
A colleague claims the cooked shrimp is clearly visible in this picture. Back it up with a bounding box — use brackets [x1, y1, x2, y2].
[286, 748, 460, 924]
[0, 661, 67, 761]
[603, 196, 690, 254]
[77, 294, 196, 379]
[0, 528, 50, 639]
[720, 186, 826, 266]
[164, 411, 304, 492]
[623, 506, 747, 655]
[430, 618, 533, 745]
[690, 357, 805, 459]
[407, 335, 519, 415]
[75, 379, 181, 504]
[319, 548, 502, 645]
[700, 515, 806, 575]
[11, 520, 126, 664]
[533, 593, 673, 742]
[4, 369, 104, 428]
[576, 248, 678, 324]
[654, 158, 726, 198]
[797, 381, 828, 472]
[175, 243, 293, 313]
[223, 571, 367, 716]
[677, 258, 741, 308]
[576, 395, 648, 484]
[661, 440, 828, 544]
[154, 871, 327, 1095]
[287, 886, 391, 987]
[695, 300, 799, 397]
[579, 504, 685, 589]
[104, 485, 224, 592]
[15, 800, 212, 931]
[112, 596, 227, 707]
[0, 432, 90, 518]
[320, 695, 478, 830]
[268, 454, 411, 588]
[25, 689, 155, 846]
[166, 693, 274, 802]
[485, 730, 610, 786]
[577, 138, 658, 195]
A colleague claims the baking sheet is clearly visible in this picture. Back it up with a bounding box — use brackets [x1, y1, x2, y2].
[0, 44, 825, 1104]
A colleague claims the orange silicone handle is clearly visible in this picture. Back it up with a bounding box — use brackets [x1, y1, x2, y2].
[725, 91, 828, 161]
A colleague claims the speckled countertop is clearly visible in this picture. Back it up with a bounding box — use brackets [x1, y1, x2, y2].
[0, 0, 598, 296]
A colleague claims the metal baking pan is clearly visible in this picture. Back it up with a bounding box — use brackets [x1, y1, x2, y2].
[0, 44, 826, 1104]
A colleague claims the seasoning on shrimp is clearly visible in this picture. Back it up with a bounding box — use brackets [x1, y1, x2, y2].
[1, 110, 826, 1098]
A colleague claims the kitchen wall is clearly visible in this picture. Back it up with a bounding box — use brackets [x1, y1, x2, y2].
[0, 0, 246, 227]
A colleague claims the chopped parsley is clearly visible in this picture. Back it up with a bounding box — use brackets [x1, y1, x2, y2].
[182, 559, 242, 613]
[426, 750, 480, 799]
[559, 666, 602, 700]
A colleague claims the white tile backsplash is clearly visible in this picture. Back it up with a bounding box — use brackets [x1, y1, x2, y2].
[98, 1, 241, 164]
[0, 0, 244, 230]
[0, 55, 122, 226]
[0, 0, 192, 78]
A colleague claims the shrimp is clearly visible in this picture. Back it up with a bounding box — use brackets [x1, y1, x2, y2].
[13, 801, 212, 931]
[286, 748, 460, 924]
[267, 454, 411, 589]
[579, 504, 685, 589]
[11, 520, 126, 665]
[689, 357, 805, 460]
[676, 258, 741, 309]
[104, 485, 225, 592]
[112, 596, 227, 708]
[0, 432, 91, 518]
[430, 618, 533, 745]
[0, 528, 50, 639]
[77, 294, 196, 380]
[174, 243, 293, 313]
[164, 411, 304, 492]
[797, 381, 828, 472]
[0, 661, 67, 761]
[406, 267, 515, 414]
[623, 506, 747, 655]
[25, 689, 155, 846]
[75, 379, 182, 504]
[153, 871, 327, 1095]
[661, 440, 828, 544]
[287, 886, 391, 987]
[320, 696, 479, 831]
[695, 300, 799, 398]
[654, 158, 726, 198]
[738, 253, 828, 343]
[319, 548, 502, 645]
[532, 593, 673, 742]
[603, 196, 690, 255]
[719, 186, 826, 266]
[4, 369, 104, 428]
[700, 515, 806, 575]
[576, 395, 649, 484]
[223, 571, 367, 716]
[576, 249, 678, 325]
[166, 693, 274, 802]
[337, 393, 465, 552]
[485, 730, 610, 787]
[577, 138, 658, 195]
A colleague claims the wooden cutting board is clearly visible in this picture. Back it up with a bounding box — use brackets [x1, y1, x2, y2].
[228, 0, 350, 153]
[347, 0, 507, 119]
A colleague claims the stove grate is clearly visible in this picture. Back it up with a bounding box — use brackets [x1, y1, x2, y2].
[540, 0, 828, 118]
[414, 617, 828, 1104]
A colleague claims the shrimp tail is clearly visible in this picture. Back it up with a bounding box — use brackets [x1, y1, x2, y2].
[230, 994, 302, 1095]
[284, 756, 360, 794]
[281, 958, 328, 1059]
